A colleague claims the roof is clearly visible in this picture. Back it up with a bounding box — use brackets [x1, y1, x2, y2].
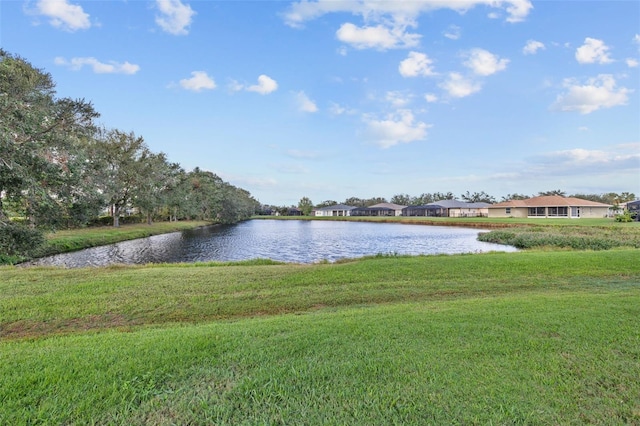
[369, 203, 407, 209]
[429, 199, 491, 208]
[490, 195, 611, 208]
[316, 204, 356, 211]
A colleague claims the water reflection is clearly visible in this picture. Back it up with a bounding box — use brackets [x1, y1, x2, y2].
[27, 220, 517, 268]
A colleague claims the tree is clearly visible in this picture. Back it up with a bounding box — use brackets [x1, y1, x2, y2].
[390, 193, 412, 205]
[501, 193, 530, 201]
[538, 189, 566, 197]
[91, 129, 152, 227]
[343, 197, 366, 207]
[298, 197, 314, 215]
[315, 200, 338, 208]
[461, 191, 496, 204]
[0, 50, 98, 257]
[134, 152, 180, 225]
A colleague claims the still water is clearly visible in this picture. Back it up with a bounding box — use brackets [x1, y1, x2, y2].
[27, 219, 517, 268]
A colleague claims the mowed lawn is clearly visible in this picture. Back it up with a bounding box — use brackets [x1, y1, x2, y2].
[2, 249, 640, 424]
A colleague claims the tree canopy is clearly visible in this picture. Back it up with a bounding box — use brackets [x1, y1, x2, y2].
[0, 51, 260, 261]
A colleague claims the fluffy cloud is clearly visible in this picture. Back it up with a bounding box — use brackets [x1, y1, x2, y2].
[523, 40, 545, 55]
[440, 72, 482, 98]
[336, 23, 420, 50]
[295, 91, 318, 112]
[399, 52, 436, 77]
[247, 75, 278, 95]
[179, 71, 216, 92]
[575, 38, 613, 64]
[530, 144, 640, 175]
[424, 93, 438, 103]
[35, 0, 90, 31]
[283, 0, 533, 28]
[364, 109, 430, 149]
[463, 48, 509, 76]
[385, 91, 412, 107]
[54, 57, 139, 74]
[552, 74, 630, 114]
[627, 58, 639, 68]
[155, 0, 195, 35]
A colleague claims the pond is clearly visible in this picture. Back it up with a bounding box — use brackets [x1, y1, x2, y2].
[26, 219, 517, 268]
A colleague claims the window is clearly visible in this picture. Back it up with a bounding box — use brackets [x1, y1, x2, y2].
[528, 207, 545, 217]
[548, 207, 568, 217]
[505, 207, 511, 214]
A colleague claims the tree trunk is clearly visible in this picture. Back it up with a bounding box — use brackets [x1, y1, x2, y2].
[113, 205, 120, 227]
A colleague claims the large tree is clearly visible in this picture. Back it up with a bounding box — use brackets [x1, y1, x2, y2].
[91, 129, 152, 227]
[298, 197, 314, 215]
[0, 50, 99, 256]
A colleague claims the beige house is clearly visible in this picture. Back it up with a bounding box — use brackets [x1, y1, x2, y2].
[488, 195, 611, 219]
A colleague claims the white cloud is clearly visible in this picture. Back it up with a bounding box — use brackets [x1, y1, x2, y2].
[440, 72, 482, 98]
[523, 40, 545, 55]
[283, 1, 533, 28]
[552, 74, 631, 114]
[54, 57, 140, 74]
[329, 102, 357, 115]
[247, 75, 278, 95]
[364, 109, 430, 149]
[399, 51, 436, 77]
[155, 0, 195, 36]
[179, 71, 216, 92]
[35, 0, 90, 31]
[336, 23, 420, 50]
[575, 37, 613, 64]
[626, 58, 639, 68]
[424, 93, 438, 103]
[530, 144, 640, 175]
[295, 91, 318, 112]
[443, 25, 461, 40]
[386, 91, 412, 107]
[463, 48, 509, 76]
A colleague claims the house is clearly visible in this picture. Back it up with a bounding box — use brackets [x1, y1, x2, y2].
[350, 203, 406, 217]
[626, 200, 640, 220]
[487, 195, 611, 219]
[314, 204, 356, 217]
[402, 200, 490, 217]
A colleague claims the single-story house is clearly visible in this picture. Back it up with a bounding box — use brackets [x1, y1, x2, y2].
[402, 204, 447, 217]
[350, 203, 406, 217]
[402, 200, 490, 217]
[488, 195, 611, 219]
[314, 204, 357, 217]
[626, 200, 640, 220]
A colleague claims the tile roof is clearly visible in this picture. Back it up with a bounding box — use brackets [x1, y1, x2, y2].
[490, 195, 611, 208]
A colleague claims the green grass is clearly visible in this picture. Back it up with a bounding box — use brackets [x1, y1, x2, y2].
[36, 220, 211, 257]
[1, 249, 640, 424]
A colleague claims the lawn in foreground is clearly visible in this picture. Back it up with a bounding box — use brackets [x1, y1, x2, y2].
[1, 250, 639, 424]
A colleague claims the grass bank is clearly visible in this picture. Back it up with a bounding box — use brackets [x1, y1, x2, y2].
[1, 249, 640, 424]
[35, 220, 211, 258]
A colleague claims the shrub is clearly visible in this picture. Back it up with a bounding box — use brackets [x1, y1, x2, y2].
[615, 212, 633, 223]
[0, 222, 45, 262]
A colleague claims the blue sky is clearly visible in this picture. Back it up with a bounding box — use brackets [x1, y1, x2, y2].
[2, 0, 639, 206]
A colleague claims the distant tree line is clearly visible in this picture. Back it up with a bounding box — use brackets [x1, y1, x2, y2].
[291, 190, 636, 214]
[0, 50, 260, 260]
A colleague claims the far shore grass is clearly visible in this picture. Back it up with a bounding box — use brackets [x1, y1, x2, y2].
[36, 220, 212, 258]
[2, 217, 640, 424]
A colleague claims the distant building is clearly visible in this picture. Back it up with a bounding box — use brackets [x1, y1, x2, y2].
[402, 200, 490, 217]
[314, 204, 357, 217]
[488, 195, 611, 218]
[350, 203, 406, 217]
[626, 200, 640, 220]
